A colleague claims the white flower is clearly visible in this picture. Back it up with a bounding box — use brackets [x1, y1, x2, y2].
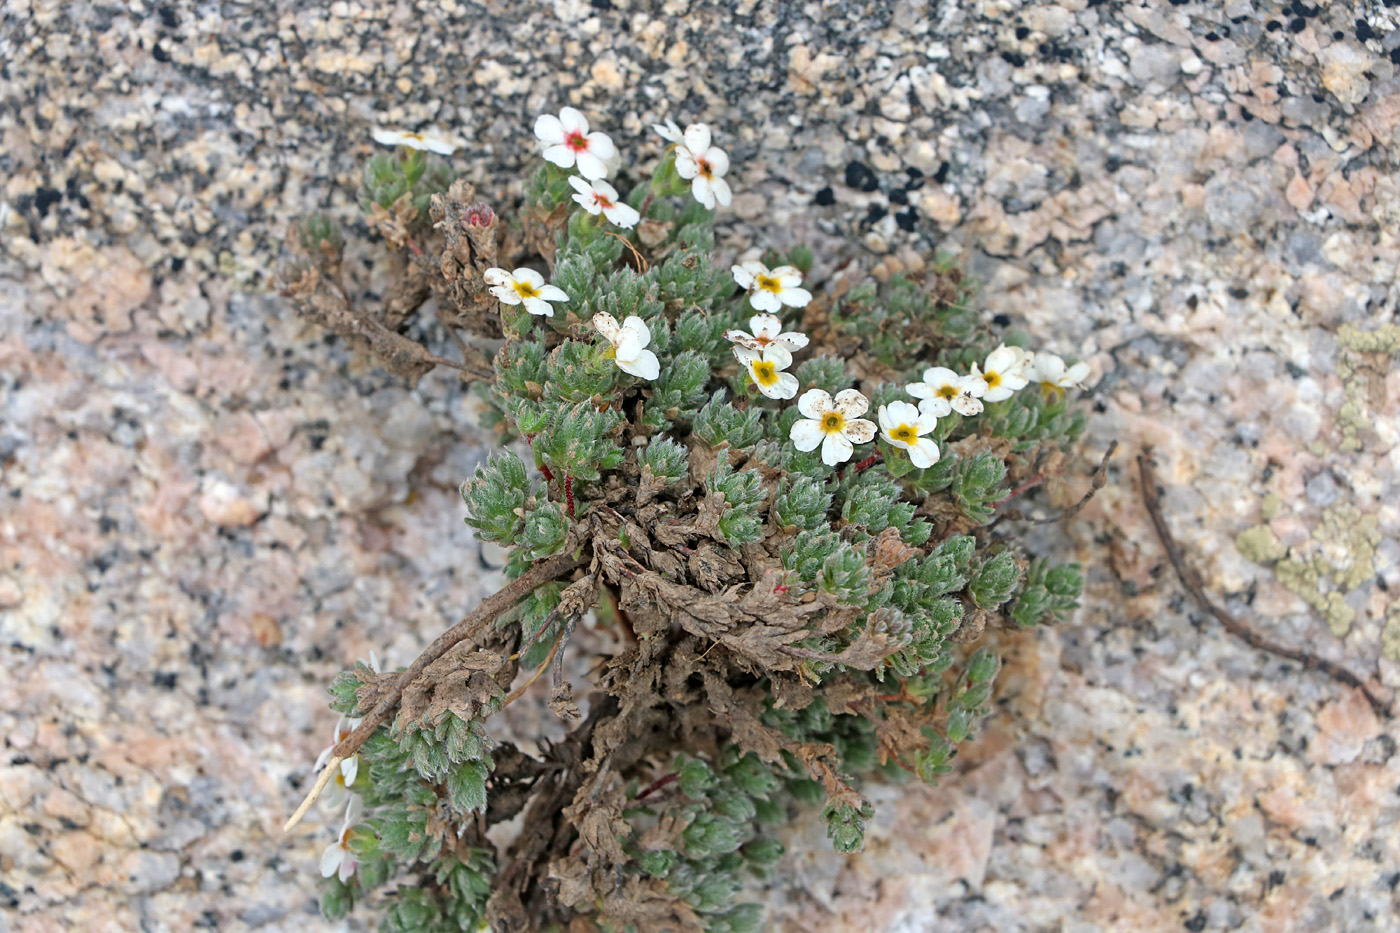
[484, 267, 570, 317]
[593, 312, 660, 381]
[673, 123, 732, 209]
[878, 401, 941, 469]
[906, 366, 987, 417]
[320, 797, 364, 883]
[734, 346, 799, 400]
[1026, 352, 1090, 392]
[534, 107, 616, 180]
[970, 344, 1030, 402]
[790, 389, 877, 466]
[730, 263, 811, 314]
[314, 716, 362, 808]
[653, 118, 684, 143]
[370, 127, 463, 155]
[568, 176, 641, 229]
[724, 313, 809, 361]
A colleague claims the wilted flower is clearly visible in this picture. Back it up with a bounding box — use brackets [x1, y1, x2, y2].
[906, 366, 987, 417]
[724, 312, 809, 360]
[735, 346, 799, 400]
[463, 202, 496, 228]
[314, 716, 362, 808]
[653, 118, 684, 144]
[1026, 352, 1090, 393]
[790, 389, 877, 466]
[673, 123, 732, 209]
[878, 401, 941, 469]
[568, 177, 641, 229]
[370, 127, 463, 155]
[593, 312, 660, 381]
[731, 263, 812, 313]
[534, 107, 616, 180]
[320, 797, 364, 883]
[484, 268, 570, 317]
[971, 344, 1030, 402]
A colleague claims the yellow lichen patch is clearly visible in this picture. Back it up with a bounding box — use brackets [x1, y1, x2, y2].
[1382, 608, 1400, 662]
[1333, 322, 1400, 452]
[1235, 525, 1287, 564]
[1246, 504, 1380, 638]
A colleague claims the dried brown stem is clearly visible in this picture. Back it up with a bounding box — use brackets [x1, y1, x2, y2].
[283, 551, 586, 830]
[1137, 451, 1391, 719]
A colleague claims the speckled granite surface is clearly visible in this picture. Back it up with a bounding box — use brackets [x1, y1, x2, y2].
[3, 1, 1399, 930]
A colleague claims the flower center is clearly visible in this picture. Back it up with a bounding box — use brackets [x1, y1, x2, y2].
[698, 159, 713, 180]
[752, 361, 778, 386]
[891, 425, 916, 442]
[756, 275, 782, 294]
[566, 132, 589, 151]
[596, 194, 613, 209]
[821, 412, 845, 434]
[937, 384, 958, 400]
[513, 280, 540, 300]
[984, 370, 1002, 389]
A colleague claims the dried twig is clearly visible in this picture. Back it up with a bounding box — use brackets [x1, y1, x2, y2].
[1137, 451, 1391, 718]
[284, 551, 586, 830]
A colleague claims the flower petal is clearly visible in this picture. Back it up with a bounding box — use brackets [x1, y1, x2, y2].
[907, 437, 940, 469]
[913, 409, 940, 433]
[842, 418, 877, 445]
[905, 381, 933, 399]
[558, 106, 589, 136]
[919, 396, 952, 418]
[959, 373, 989, 397]
[340, 756, 358, 785]
[621, 316, 651, 349]
[572, 191, 601, 213]
[951, 394, 984, 416]
[770, 265, 802, 284]
[567, 175, 593, 196]
[575, 150, 608, 180]
[338, 855, 357, 883]
[725, 329, 760, 350]
[673, 147, 699, 179]
[522, 297, 555, 317]
[483, 267, 512, 286]
[542, 144, 575, 168]
[833, 388, 869, 419]
[797, 388, 832, 420]
[882, 430, 910, 451]
[592, 312, 621, 343]
[771, 372, 799, 400]
[731, 264, 757, 289]
[653, 119, 683, 142]
[533, 114, 564, 145]
[761, 344, 793, 370]
[821, 433, 854, 465]
[732, 345, 761, 365]
[619, 349, 659, 381]
[750, 313, 782, 340]
[513, 268, 545, 287]
[749, 289, 781, 313]
[777, 331, 809, 351]
[490, 286, 521, 304]
[320, 845, 343, 879]
[683, 123, 711, 155]
[790, 419, 824, 452]
[883, 400, 919, 424]
[616, 332, 643, 361]
[1065, 362, 1091, 386]
[921, 366, 959, 386]
[604, 202, 641, 229]
[585, 131, 616, 161]
[536, 284, 569, 303]
[702, 146, 729, 176]
[372, 128, 408, 147]
[779, 286, 812, 308]
[709, 176, 732, 207]
[691, 176, 715, 209]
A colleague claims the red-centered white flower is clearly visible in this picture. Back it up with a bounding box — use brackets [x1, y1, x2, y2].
[370, 127, 463, 155]
[568, 176, 641, 229]
[724, 313, 809, 361]
[534, 107, 616, 180]
[970, 344, 1030, 402]
[592, 312, 660, 381]
[673, 123, 732, 209]
[1026, 352, 1090, 392]
[484, 267, 569, 317]
[730, 263, 812, 314]
[790, 389, 877, 466]
[906, 366, 987, 417]
[878, 401, 941, 469]
[734, 346, 799, 400]
[320, 796, 364, 883]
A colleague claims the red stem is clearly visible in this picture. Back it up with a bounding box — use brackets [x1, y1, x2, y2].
[852, 451, 882, 473]
[635, 772, 678, 801]
[526, 434, 555, 482]
[404, 237, 423, 257]
[565, 475, 575, 518]
[991, 473, 1043, 509]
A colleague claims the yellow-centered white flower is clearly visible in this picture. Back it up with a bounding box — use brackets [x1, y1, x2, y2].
[320, 796, 364, 883]
[314, 715, 362, 808]
[534, 107, 617, 180]
[484, 267, 570, 317]
[568, 177, 641, 229]
[878, 401, 941, 469]
[672, 123, 732, 209]
[790, 388, 877, 466]
[1026, 352, 1090, 393]
[370, 127, 463, 155]
[724, 312, 809, 362]
[970, 344, 1030, 402]
[592, 312, 660, 381]
[906, 366, 987, 417]
[731, 262, 812, 314]
[734, 345, 799, 400]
